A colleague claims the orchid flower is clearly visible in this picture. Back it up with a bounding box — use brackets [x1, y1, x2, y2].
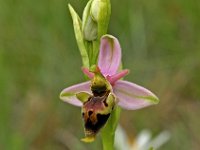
[60, 35, 159, 142]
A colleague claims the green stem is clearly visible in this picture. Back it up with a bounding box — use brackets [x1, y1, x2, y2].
[85, 41, 93, 67]
[92, 40, 100, 66]
[101, 106, 121, 150]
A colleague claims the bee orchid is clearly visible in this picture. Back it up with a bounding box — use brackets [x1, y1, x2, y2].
[60, 35, 159, 142]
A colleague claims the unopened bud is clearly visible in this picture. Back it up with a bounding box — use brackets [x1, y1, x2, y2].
[82, 0, 111, 41]
[83, 15, 98, 41]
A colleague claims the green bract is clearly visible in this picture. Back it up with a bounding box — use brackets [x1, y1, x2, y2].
[68, 4, 89, 68]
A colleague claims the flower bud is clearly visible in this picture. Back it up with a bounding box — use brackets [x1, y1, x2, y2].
[90, 0, 100, 21]
[82, 15, 98, 41]
[82, 0, 111, 41]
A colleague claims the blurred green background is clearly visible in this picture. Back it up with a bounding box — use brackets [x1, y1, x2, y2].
[0, 0, 200, 149]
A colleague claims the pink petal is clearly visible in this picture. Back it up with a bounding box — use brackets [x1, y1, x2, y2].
[82, 67, 94, 79]
[107, 69, 129, 85]
[98, 35, 121, 76]
[113, 80, 159, 110]
[60, 81, 91, 107]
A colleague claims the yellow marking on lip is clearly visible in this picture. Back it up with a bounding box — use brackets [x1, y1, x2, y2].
[81, 136, 95, 143]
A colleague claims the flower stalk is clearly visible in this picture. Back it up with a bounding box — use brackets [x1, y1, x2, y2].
[101, 106, 121, 150]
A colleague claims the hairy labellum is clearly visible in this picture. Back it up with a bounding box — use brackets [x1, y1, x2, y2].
[82, 91, 115, 139]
